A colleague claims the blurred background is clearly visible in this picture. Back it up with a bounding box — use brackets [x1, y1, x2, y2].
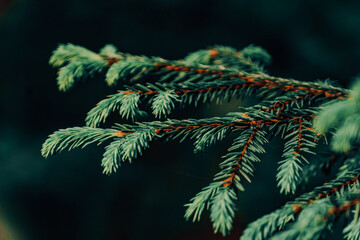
[0, 0, 360, 239]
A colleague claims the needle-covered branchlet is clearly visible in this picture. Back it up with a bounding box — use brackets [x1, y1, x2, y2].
[43, 43, 360, 239]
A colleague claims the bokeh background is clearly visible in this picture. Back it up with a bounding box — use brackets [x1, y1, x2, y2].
[1, 0, 360, 239]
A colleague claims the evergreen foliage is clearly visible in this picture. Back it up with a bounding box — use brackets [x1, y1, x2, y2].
[42, 43, 360, 239]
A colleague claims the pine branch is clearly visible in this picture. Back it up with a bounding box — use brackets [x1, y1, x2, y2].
[193, 123, 233, 153]
[218, 127, 265, 189]
[108, 63, 349, 97]
[338, 152, 360, 178]
[51, 44, 119, 91]
[85, 79, 330, 127]
[273, 190, 360, 240]
[41, 127, 118, 158]
[51, 43, 266, 91]
[185, 127, 267, 236]
[51, 44, 349, 101]
[184, 182, 222, 222]
[270, 198, 333, 240]
[56, 59, 108, 91]
[44, 43, 360, 239]
[44, 101, 320, 181]
[102, 138, 124, 174]
[210, 187, 238, 236]
[241, 169, 360, 240]
[151, 90, 181, 118]
[43, 116, 246, 174]
[314, 77, 360, 153]
[184, 45, 270, 73]
[49, 43, 105, 67]
[276, 117, 317, 194]
[343, 200, 360, 240]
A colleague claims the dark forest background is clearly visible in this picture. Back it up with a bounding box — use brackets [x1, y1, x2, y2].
[1, 0, 360, 239]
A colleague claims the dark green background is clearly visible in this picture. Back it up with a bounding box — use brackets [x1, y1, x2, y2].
[0, 0, 359, 239]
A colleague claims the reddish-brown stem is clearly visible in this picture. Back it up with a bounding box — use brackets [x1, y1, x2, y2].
[74, 50, 347, 100]
[120, 76, 347, 101]
[151, 63, 348, 99]
[262, 93, 316, 114]
[327, 198, 360, 217]
[115, 131, 132, 137]
[114, 123, 236, 137]
[292, 175, 360, 215]
[121, 84, 346, 100]
[106, 57, 120, 66]
[292, 118, 303, 156]
[114, 115, 314, 139]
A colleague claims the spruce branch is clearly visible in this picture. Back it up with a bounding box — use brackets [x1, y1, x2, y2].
[185, 127, 267, 236]
[338, 151, 360, 179]
[106, 62, 349, 98]
[218, 127, 265, 189]
[85, 79, 334, 127]
[343, 201, 360, 240]
[44, 43, 360, 239]
[150, 90, 181, 118]
[210, 187, 238, 236]
[193, 123, 233, 153]
[276, 117, 317, 194]
[270, 198, 333, 240]
[49, 43, 104, 67]
[272, 190, 360, 240]
[315, 77, 360, 153]
[102, 138, 125, 174]
[56, 60, 108, 91]
[241, 169, 360, 240]
[50, 43, 267, 91]
[51, 44, 349, 100]
[41, 127, 118, 158]
[184, 45, 270, 73]
[184, 182, 222, 222]
[46, 116, 248, 175]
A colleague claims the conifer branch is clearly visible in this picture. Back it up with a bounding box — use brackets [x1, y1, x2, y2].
[220, 127, 261, 188]
[326, 197, 360, 218]
[272, 190, 360, 240]
[44, 43, 360, 239]
[41, 127, 118, 158]
[51, 43, 266, 91]
[51, 44, 349, 101]
[241, 169, 360, 240]
[85, 78, 331, 127]
[184, 45, 271, 73]
[337, 151, 360, 179]
[185, 127, 267, 236]
[210, 187, 238, 236]
[276, 117, 317, 194]
[343, 200, 360, 240]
